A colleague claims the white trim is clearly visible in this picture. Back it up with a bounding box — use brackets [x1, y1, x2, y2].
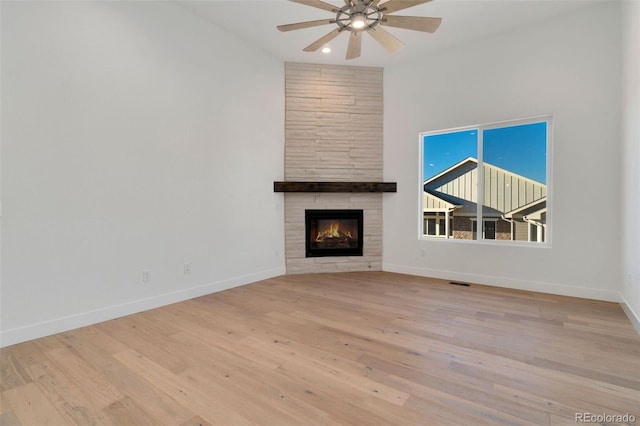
[418, 131, 426, 239]
[620, 293, 640, 336]
[418, 234, 552, 249]
[477, 127, 484, 240]
[383, 263, 621, 303]
[0, 267, 286, 348]
[545, 116, 554, 246]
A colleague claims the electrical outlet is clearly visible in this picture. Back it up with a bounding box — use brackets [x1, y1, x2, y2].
[184, 263, 191, 275]
[142, 271, 151, 282]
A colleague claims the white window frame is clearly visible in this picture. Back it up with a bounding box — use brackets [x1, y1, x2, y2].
[418, 115, 553, 247]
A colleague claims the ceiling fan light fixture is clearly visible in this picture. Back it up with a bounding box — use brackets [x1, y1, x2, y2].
[321, 46, 332, 53]
[351, 14, 366, 29]
[278, 0, 442, 60]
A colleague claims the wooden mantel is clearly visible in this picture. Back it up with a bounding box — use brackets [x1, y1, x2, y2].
[273, 181, 397, 193]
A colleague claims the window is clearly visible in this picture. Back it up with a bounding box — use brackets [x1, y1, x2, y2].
[420, 116, 551, 244]
[423, 212, 453, 237]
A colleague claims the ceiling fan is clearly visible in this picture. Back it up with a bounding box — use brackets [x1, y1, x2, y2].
[277, 0, 442, 60]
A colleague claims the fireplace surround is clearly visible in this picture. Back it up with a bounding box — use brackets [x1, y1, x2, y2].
[305, 209, 364, 257]
[282, 62, 384, 273]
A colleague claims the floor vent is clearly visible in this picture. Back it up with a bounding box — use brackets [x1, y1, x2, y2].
[449, 281, 470, 287]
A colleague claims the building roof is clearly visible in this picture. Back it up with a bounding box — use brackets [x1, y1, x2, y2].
[503, 197, 547, 220]
[422, 190, 458, 210]
[423, 157, 547, 215]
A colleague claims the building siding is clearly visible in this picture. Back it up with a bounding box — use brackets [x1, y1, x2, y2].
[423, 158, 547, 242]
[425, 159, 546, 215]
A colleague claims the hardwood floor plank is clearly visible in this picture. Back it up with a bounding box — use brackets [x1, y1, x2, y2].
[113, 349, 252, 425]
[165, 332, 336, 425]
[98, 315, 190, 374]
[358, 353, 550, 424]
[448, 356, 640, 415]
[179, 415, 212, 426]
[3, 383, 68, 425]
[27, 357, 114, 425]
[241, 334, 411, 406]
[1, 272, 638, 425]
[73, 326, 131, 355]
[179, 365, 310, 426]
[55, 330, 196, 424]
[0, 412, 21, 426]
[102, 396, 160, 426]
[44, 347, 123, 409]
[3, 341, 48, 372]
[0, 352, 32, 392]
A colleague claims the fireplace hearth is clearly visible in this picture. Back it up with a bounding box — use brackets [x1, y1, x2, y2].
[305, 209, 363, 257]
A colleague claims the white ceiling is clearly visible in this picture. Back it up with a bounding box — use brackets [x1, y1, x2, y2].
[175, 0, 609, 68]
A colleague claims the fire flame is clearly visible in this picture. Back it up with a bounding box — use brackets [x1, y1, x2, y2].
[315, 222, 353, 242]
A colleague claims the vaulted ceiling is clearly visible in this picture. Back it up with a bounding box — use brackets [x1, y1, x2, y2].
[175, 0, 608, 67]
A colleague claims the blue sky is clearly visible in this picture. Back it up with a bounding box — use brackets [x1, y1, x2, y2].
[423, 122, 547, 183]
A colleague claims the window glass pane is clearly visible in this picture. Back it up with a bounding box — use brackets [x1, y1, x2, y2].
[482, 122, 547, 242]
[423, 130, 478, 240]
[427, 218, 436, 235]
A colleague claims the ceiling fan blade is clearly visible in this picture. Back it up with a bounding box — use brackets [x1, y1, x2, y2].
[278, 19, 334, 32]
[378, 0, 432, 14]
[303, 28, 342, 51]
[289, 0, 341, 13]
[346, 31, 362, 60]
[383, 15, 442, 33]
[368, 26, 404, 53]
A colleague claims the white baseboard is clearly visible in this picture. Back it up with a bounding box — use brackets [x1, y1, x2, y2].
[4, 265, 634, 348]
[382, 263, 621, 302]
[620, 295, 640, 336]
[0, 267, 286, 348]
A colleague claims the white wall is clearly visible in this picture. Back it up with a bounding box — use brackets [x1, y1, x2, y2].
[621, 0, 640, 329]
[383, 2, 623, 301]
[0, 1, 285, 347]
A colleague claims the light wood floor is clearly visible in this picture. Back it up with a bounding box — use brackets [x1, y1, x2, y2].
[1, 272, 639, 425]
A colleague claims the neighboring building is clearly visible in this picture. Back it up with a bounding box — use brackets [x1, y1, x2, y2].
[423, 158, 547, 242]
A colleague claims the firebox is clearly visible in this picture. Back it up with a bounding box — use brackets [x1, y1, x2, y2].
[305, 209, 363, 257]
